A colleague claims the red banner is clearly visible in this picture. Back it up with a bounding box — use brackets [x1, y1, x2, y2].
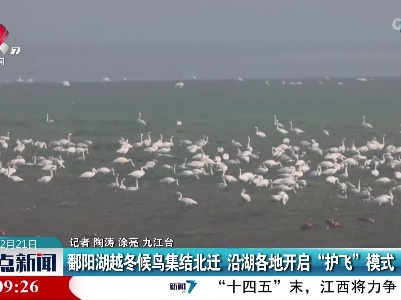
[0, 276, 79, 300]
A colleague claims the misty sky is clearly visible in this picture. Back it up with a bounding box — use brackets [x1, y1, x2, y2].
[1, 1, 401, 81]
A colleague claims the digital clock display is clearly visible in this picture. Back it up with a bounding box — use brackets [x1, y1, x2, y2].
[0, 280, 38, 294]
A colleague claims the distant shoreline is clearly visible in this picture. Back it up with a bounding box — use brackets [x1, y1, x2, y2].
[1, 77, 400, 84]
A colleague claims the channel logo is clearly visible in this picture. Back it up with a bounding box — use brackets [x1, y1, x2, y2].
[0, 23, 22, 66]
[392, 18, 401, 32]
[170, 280, 198, 294]
[0, 23, 10, 55]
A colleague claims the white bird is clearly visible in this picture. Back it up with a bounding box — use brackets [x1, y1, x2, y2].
[191, 73, 197, 80]
[241, 188, 251, 202]
[239, 168, 254, 183]
[371, 162, 379, 177]
[159, 177, 179, 186]
[326, 176, 338, 184]
[62, 81, 70, 87]
[128, 166, 147, 179]
[107, 174, 120, 190]
[8, 174, 24, 182]
[223, 174, 238, 183]
[254, 177, 270, 187]
[276, 125, 288, 135]
[217, 178, 227, 188]
[323, 130, 329, 136]
[112, 157, 135, 165]
[7, 155, 25, 166]
[232, 140, 242, 148]
[46, 114, 54, 123]
[274, 115, 284, 128]
[176, 121, 182, 126]
[145, 159, 158, 169]
[289, 121, 304, 134]
[133, 134, 144, 148]
[175, 82, 184, 88]
[374, 177, 397, 185]
[369, 189, 394, 206]
[77, 151, 86, 161]
[6, 167, 23, 182]
[103, 77, 110, 82]
[279, 191, 290, 205]
[263, 160, 282, 167]
[21, 139, 33, 145]
[13, 144, 25, 153]
[0, 131, 10, 140]
[138, 113, 146, 126]
[176, 192, 198, 205]
[97, 167, 115, 175]
[255, 126, 266, 138]
[270, 193, 284, 203]
[79, 168, 97, 179]
[120, 178, 139, 191]
[59, 133, 72, 146]
[42, 165, 57, 172]
[37, 169, 54, 184]
[362, 115, 373, 129]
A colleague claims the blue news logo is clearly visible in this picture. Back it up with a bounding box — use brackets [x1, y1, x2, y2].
[0, 253, 57, 272]
[170, 280, 197, 294]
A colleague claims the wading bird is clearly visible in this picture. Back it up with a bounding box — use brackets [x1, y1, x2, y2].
[176, 192, 198, 205]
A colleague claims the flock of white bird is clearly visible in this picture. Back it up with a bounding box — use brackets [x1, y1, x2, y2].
[5, 74, 371, 88]
[1, 109, 401, 211]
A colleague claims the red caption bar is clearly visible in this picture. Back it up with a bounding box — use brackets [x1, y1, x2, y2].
[0, 277, 79, 300]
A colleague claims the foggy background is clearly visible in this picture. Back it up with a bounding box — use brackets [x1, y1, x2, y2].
[1, 0, 401, 81]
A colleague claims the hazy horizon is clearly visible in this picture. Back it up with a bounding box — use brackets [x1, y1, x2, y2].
[1, 1, 401, 81]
